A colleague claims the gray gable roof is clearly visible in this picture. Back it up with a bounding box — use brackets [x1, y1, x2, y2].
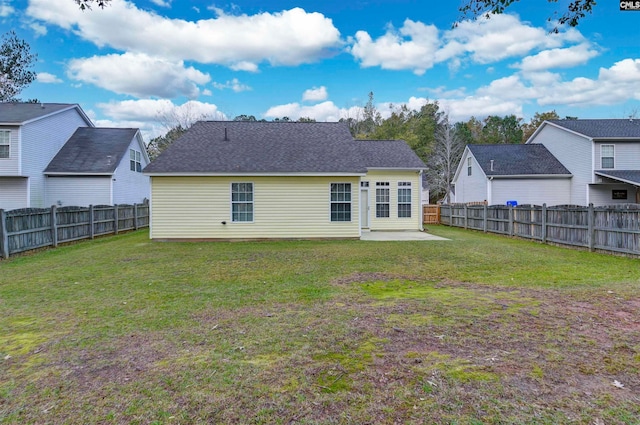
[548, 119, 640, 139]
[0, 102, 83, 125]
[595, 170, 640, 186]
[144, 121, 425, 174]
[45, 127, 140, 174]
[357, 140, 426, 169]
[468, 144, 571, 176]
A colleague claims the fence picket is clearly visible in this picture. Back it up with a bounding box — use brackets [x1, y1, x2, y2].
[0, 203, 149, 259]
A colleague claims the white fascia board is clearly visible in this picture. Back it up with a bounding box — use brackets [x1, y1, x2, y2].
[452, 146, 471, 182]
[143, 172, 367, 177]
[365, 167, 425, 172]
[44, 172, 113, 176]
[488, 174, 573, 179]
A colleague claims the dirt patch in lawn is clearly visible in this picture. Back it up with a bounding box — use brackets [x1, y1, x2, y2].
[3, 278, 639, 424]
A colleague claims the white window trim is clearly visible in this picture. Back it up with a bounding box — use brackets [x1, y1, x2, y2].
[601, 144, 614, 169]
[0, 130, 10, 159]
[230, 182, 254, 223]
[397, 181, 412, 219]
[330, 182, 352, 222]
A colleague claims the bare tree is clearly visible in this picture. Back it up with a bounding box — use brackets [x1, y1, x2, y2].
[426, 116, 465, 204]
[147, 102, 221, 160]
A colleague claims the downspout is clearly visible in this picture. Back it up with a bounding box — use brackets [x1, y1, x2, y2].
[419, 170, 424, 231]
[487, 176, 493, 205]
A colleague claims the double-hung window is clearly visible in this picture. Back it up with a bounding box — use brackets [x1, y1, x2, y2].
[231, 183, 253, 222]
[130, 149, 142, 172]
[376, 182, 390, 218]
[467, 157, 472, 176]
[330, 183, 351, 222]
[0, 130, 10, 159]
[601, 145, 614, 169]
[397, 182, 412, 218]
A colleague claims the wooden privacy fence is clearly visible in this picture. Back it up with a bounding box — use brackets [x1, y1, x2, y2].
[423, 204, 441, 224]
[0, 203, 149, 259]
[440, 203, 640, 256]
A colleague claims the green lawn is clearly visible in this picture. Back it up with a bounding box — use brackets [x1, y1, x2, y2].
[1, 226, 639, 424]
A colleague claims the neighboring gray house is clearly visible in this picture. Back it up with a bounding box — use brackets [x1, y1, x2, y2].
[44, 127, 150, 207]
[0, 103, 93, 209]
[452, 144, 572, 205]
[452, 119, 640, 206]
[0, 102, 149, 210]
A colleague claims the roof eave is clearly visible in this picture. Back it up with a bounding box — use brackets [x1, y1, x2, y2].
[488, 174, 573, 179]
[144, 171, 367, 177]
[45, 172, 114, 176]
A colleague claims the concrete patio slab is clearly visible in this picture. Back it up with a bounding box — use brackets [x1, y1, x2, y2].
[360, 230, 449, 241]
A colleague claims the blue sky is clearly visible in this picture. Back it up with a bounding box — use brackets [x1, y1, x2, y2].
[3, 0, 640, 140]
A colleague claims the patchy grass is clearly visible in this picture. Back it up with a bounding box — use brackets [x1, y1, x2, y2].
[1, 226, 639, 424]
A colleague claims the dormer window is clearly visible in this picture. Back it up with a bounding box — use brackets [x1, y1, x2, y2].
[0, 130, 10, 159]
[130, 149, 142, 172]
[601, 145, 614, 169]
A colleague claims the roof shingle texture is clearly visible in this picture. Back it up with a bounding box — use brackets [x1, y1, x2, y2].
[45, 127, 139, 174]
[144, 121, 425, 174]
[595, 170, 640, 185]
[548, 119, 640, 139]
[468, 144, 571, 176]
[0, 103, 77, 124]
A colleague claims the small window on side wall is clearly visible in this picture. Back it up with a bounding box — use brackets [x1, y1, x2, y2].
[0, 130, 10, 159]
[130, 149, 142, 172]
[467, 157, 472, 176]
[612, 190, 627, 200]
[601, 145, 614, 169]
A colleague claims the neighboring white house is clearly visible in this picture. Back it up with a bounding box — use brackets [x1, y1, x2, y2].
[0, 103, 93, 210]
[144, 121, 426, 240]
[44, 127, 150, 207]
[0, 103, 149, 210]
[452, 119, 640, 206]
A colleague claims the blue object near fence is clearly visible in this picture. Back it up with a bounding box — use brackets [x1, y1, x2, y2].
[506, 200, 518, 207]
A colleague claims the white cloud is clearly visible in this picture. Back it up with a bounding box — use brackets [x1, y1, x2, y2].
[67, 52, 210, 98]
[212, 78, 251, 92]
[264, 101, 349, 122]
[37, 72, 63, 83]
[302, 86, 328, 102]
[0, 2, 14, 17]
[516, 43, 599, 72]
[536, 59, 640, 106]
[95, 99, 227, 140]
[438, 15, 577, 64]
[149, 0, 171, 7]
[349, 19, 440, 75]
[27, 0, 342, 70]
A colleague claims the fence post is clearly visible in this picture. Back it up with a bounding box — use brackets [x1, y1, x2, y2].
[588, 203, 595, 252]
[483, 203, 488, 233]
[134, 203, 139, 230]
[51, 205, 58, 248]
[509, 205, 514, 237]
[114, 204, 119, 235]
[542, 204, 547, 244]
[0, 209, 8, 259]
[89, 205, 95, 239]
[464, 204, 468, 229]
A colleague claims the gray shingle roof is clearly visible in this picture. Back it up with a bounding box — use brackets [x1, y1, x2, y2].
[356, 140, 426, 169]
[144, 121, 425, 174]
[0, 102, 80, 124]
[468, 144, 571, 176]
[548, 119, 640, 139]
[45, 127, 139, 174]
[595, 170, 640, 186]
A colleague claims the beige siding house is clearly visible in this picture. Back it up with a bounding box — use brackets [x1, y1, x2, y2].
[144, 121, 426, 240]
